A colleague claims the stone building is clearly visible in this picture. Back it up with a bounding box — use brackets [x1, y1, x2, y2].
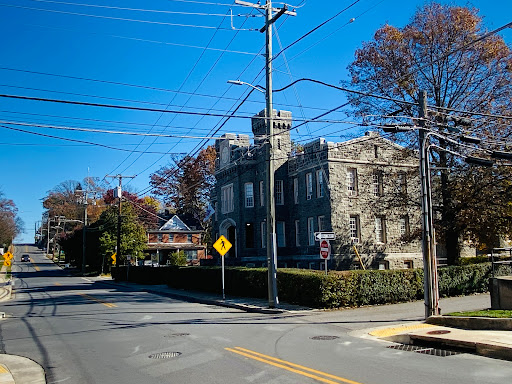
[212, 109, 423, 270]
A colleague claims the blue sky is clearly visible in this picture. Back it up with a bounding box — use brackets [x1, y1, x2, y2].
[1, 0, 511, 243]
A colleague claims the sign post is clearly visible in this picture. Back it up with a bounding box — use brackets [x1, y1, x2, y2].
[213, 235, 232, 300]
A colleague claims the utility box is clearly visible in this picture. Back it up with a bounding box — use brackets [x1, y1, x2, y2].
[490, 276, 512, 310]
[113, 186, 122, 198]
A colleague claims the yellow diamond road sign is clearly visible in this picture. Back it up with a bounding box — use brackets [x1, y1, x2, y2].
[3, 252, 13, 260]
[213, 235, 232, 257]
[3, 259, 11, 267]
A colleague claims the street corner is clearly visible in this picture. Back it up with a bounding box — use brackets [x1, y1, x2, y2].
[0, 363, 15, 384]
[0, 354, 46, 384]
[353, 322, 438, 344]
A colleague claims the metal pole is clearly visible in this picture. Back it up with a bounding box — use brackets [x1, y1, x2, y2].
[46, 216, 50, 257]
[418, 90, 439, 318]
[82, 198, 88, 274]
[222, 254, 225, 300]
[265, 0, 278, 308]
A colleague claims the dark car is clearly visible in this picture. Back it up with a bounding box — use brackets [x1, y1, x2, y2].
[21, 254, 30, 262]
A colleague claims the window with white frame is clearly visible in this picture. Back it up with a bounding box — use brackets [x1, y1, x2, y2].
[293, 178, 299, 204]
[373, 171, 383, 197]
[306, 172, 313, 200]
[260, 221, 266, 248]
[245, 182, 254, 208]
[349, 215, 360, 243]
[275, 180, 284, 205]
[399, 215, 410, 237]
[316, 170, 325, 198]
[221, 184, 234, 213]
[375, 216, 386, 243]
[347, 168, 357, 196]
[307, 217, 315, 245]
[295, 220, 300, 246]
[276, 221, 286, 247]
[318, 215, 326, 232]
[259, 180, 264, 206]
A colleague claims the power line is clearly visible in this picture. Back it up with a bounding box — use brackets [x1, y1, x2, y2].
[0, 3, 259, 31]
[0, 124, 189, 154]
[0, 120, 226, 140]
[26, 0, 262, 18]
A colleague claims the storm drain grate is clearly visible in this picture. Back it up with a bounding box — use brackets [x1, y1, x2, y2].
[387, 344, 463, 357]
[310, 336, 340, 341]
[148, 352, 182, 359]
[165, 333, 190, 337]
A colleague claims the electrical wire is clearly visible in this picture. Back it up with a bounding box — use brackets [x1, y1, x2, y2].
[0, 124, 189, 154]
[0, 3, 260, 31]
[26, 0, 262, 17]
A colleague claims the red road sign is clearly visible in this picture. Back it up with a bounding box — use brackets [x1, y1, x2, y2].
[320, 240, 330, 259]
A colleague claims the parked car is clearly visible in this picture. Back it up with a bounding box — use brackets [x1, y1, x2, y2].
[21, 254, 30, 262]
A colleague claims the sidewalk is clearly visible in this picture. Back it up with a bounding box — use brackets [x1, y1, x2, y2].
[94, 276, 512, 362]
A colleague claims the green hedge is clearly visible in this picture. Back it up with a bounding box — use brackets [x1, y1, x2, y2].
[116, 262, 512, 309]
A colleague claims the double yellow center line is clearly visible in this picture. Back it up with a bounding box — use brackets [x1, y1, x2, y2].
[225, 347, 364, 384]
[53, 284, 117, 308]
[78, 293, 117, 308]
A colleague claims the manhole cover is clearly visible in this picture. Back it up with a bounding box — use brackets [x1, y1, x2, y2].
[427, 330, 451, 335]
[148, 352, 182, 359]
[310, 336, 340, 341]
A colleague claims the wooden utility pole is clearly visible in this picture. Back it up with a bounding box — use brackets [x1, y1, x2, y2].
[235, 0, 296, 308]
[105, 174, 135, 271]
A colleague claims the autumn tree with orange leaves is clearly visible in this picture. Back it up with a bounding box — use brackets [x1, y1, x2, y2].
[346, 3, 512, 263]
[150, 146, 216, 224]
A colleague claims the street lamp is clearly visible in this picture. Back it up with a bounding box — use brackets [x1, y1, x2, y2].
[228, 77, 279, 308]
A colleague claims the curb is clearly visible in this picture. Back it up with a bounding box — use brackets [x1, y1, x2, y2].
[0, 355, 46, 384]
[95, 279, 285, 314]
[426, 315, 512, 331]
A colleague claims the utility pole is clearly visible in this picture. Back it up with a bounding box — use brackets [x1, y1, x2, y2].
[105, 174, 135, 271]
[418, 90, 440, 318]
[235, 0, 296, 308]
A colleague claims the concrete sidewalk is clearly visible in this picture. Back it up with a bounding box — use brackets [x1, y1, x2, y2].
[0, 355, 45, 384]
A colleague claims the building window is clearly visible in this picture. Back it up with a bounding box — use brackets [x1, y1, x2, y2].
[379, 261, 389, 270]
[375, 216, 386, 243]
[295, 220, 300, 246]
[318, 215, 326, 232]
[306, 173, 313, 200]
[158, 233, 163, 243]
[349, 215, 360, 244]
[245, 182, 254, 208]
[397, 172, 407, 194]
[275, 180, 284, 205]
[259, 181, 264, 206]
[185, 250, 198, 261]
[307, 217, 315, 245]
[221, 184, 234, 214]
[261, 221, 266, 248]
[374, 145, 379, 159]
[404, 260, 413, 269]
[293, 178, 299, 204]
[373, 171, 383, 197]
[276, 221, 285, 247]
[347, 168, 358, 196]
[245, 223, 254, 248]
[400, 215, 410, 237]
[316, 170, 325, 198]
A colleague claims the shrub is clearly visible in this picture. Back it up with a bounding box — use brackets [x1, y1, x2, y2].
[115, 262, 512, 309]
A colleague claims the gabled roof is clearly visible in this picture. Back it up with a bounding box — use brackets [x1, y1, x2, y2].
[159, 215, 191, 231]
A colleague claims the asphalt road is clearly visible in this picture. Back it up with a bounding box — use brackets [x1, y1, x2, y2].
[1, 244, 512, 384]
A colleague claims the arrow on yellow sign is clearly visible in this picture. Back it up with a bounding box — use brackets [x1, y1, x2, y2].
[111, 253, 116, 265]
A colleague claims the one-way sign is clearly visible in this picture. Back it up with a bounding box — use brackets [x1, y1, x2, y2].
[314, 232, 336, 241]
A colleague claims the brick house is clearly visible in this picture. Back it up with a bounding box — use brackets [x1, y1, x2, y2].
[146, 215, 207, 266]
[212, 110, 423, 270]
